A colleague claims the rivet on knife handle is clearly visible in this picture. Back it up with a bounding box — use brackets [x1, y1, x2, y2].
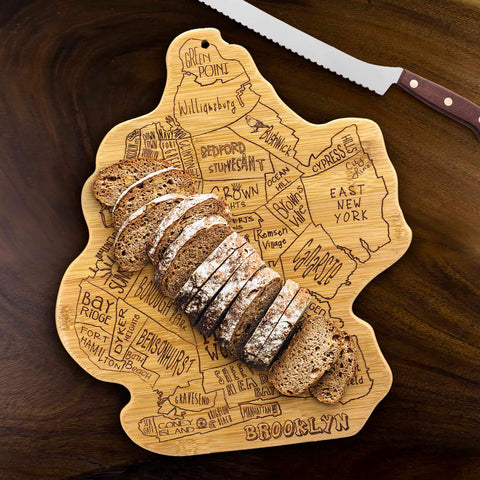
[397, 70, 480, 140]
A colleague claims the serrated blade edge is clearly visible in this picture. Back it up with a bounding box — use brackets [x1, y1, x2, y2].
[199, 0, 403, 95]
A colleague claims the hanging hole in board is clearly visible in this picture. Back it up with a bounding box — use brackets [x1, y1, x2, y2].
[201, 40, 210, 49]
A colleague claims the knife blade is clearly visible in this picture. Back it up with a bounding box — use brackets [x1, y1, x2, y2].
[200, 0, 480, 140]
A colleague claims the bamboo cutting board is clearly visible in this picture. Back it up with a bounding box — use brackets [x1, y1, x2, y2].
[56, 28, 412, 455]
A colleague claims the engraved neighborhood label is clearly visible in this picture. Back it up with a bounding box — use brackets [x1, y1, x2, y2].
[203, 178, 266, 215]
[193, 129, 273, 181]
[126, 270, 191, 339]
[169, 380, 217, 412]
[135, 325, 197, 378]
[282, 224, 357, 299]
[230, 212, 263, 233]
[230, 102, 299, 166]
[239, 401, 282, 421]
[304, 125, 362, 175]
[202, 360, 278, 408]
[122, 348, 159, 386]
[265, 156, 302, 200]
[109, 299, 148, 361]
[266, 179, 310, 235]
[123, 118, 202, 181]
[180, 39, 246, 86]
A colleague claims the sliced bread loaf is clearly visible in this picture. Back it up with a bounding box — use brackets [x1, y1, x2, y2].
[268, 315, 342, 396]
[113, 194, 186, 271]
[174, 232, 247, 311]
[218, 268, 283, 358]
[196, 253, 265, 336]
[249, 288, 311, 369]
[310, 332, 358, 404]
[184, 243, 258, 325]
[93, 158, 171, 206]
[155, 215, 232, 298]
[148, 193, 231, 265]
[112, 167, 195, 229]
[242, 280, 300, 367]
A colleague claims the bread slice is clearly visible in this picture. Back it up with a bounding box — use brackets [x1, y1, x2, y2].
[174, 232, 247, 311]
[184, 243, 258, 326]
[196, 253, 265, 336]
[155, 215, 232, 298]
[112, 194, 186, 271]
[148, 193, 231, 265]
[242, 280, 300, 367]
[93, 158, 171, 206]
[218, 268, 283, 358]
[111, 167, 195, 229]
[250, 288, 311, 369]
[310, 332, 358, 404]
[268, 315, 342, 396]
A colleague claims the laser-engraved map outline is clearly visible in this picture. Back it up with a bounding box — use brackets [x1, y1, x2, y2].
[56, 29, 412, 456]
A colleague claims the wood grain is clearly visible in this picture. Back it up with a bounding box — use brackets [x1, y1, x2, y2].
[56, 27, 410, 456]
[397, 70, 480, 140]
[1, 0, 479, 478]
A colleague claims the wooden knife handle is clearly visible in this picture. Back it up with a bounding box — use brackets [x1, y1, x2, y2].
[397, 69, 480, 141]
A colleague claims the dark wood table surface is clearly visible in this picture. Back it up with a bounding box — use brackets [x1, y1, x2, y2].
[1, 0, 479, 478]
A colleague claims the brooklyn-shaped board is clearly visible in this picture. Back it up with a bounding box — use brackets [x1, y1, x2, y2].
[56, 28, 412, 455]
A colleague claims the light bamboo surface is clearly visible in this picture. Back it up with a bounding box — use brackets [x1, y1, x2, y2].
[56, 28, 412, 456]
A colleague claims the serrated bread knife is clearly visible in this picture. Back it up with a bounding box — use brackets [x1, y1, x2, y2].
[199, 0, 480, 140]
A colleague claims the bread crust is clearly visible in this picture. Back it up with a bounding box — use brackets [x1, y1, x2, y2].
[93, 158, 171, 206]
[148, 193, 231, 265]
[174, 232, 247, 310]
[196, 253, 265, 336]
[218, 268, 282, 358]
[112, 167, 194, 229]
[253, 288, 311, 368]
[268, 315, 342, 396]
[242, 280, 298, 365]
[310, 332, 358, 404]
[184, 243, 257, 325]
[113, 194, 186, 271]
[156, 215, 231, 298]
